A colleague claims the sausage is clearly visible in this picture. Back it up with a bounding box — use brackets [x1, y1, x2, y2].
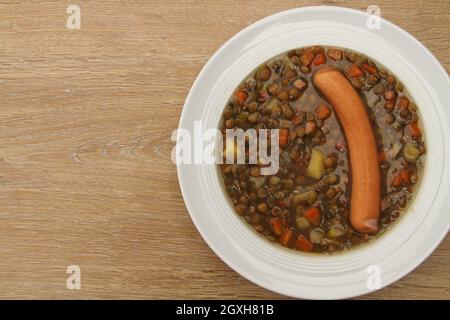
[312, 67, 380, 233]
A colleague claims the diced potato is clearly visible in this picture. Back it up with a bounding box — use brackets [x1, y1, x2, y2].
[403, 143, 421, 163]
[327, 224, 346, 238]
[309, 228, 324, 244]
[296, 216, 311, 230]
[307, 149, 325, 179]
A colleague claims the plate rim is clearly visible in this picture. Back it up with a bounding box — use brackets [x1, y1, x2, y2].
[177, 5, 450, 299]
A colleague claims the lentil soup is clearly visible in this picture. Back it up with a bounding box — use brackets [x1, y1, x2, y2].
[219, 46, 426, 254]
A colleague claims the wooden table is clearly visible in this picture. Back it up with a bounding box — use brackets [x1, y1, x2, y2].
[0, 0, 448, 299]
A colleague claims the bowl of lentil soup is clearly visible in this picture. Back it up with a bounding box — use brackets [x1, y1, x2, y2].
[177, 7, 450, 298]
[220, 44, 428, 254]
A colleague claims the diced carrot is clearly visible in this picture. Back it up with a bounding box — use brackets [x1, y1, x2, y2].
[391, 174, 402, 187]
[279, 228, 294, 247]
[295, 234, 314, 252]
[279, 128, 290, 148]
[234, 90, 248, 105]
[399, 168, 410, 184]
[301, 50, 315, 67]
[348, 64, 363, 78]
[313, 52, 327, 65]
[362, 63, 378, 75]
[270, 217, 285, 236]
[406, 122, 422, 138]
[378, 149, 386, 163]
[304, 207, 321, 226]
[315, 103, 332, 120]
[291, 115, 301, 125]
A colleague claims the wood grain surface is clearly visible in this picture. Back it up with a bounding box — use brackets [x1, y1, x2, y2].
[0, 0, 448, 299]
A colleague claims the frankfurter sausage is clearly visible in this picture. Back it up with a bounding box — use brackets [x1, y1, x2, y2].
[313, 67, 380, 234]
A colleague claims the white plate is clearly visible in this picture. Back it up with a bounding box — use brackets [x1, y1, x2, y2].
[177, 6, 450, 299]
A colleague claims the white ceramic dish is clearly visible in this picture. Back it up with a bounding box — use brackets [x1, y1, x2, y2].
[177, 6, 450, 299]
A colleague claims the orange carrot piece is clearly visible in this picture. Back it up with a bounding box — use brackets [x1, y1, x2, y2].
[348, 64, 363, 78]
[391, 174, 402, 187]
[406, 122, 422, 138]
[279, 229, 294, 247]
[315, 103, 332, 120]
[313, 52, 327, 65]
[399, 168, 410, 184]
[362, 63, 378, 75]
[270, 217, 285, 236]
[295, 234, 314, 252]
[304, 207, 321, 226]
[234, 90, 248, 105]
[279, 128, 290, 148]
